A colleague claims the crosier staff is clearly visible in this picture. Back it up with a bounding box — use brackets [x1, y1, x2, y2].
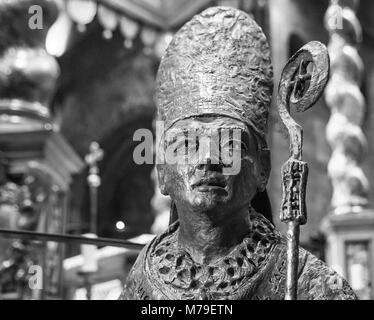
[277, 41, 330, 300]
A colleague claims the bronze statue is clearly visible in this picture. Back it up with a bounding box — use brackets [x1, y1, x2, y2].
[120, 6, 357, 300]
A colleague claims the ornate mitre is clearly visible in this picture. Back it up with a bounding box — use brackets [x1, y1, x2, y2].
[155, 6, 274, 147]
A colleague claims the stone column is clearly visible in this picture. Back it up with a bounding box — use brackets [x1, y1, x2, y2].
[324, 0, 368, 215]
[322, 0, 374, 300]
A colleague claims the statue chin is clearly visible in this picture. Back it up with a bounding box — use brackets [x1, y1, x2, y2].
[188, 187, 231, 211]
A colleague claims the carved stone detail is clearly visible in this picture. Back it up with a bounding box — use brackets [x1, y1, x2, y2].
[324, 0, 369, 215]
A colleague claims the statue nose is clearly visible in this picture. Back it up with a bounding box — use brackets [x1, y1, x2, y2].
[194, 135, 222, 172]
[196, 157, 223, 173]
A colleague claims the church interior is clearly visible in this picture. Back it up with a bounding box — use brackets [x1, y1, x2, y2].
[0, 0, 373, 300]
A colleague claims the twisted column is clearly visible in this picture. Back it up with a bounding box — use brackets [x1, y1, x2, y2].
[324, 0, 369, 215]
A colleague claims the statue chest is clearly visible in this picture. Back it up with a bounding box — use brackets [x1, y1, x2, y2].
[127, 249, 287, 301]
[129, 219, 286, 300]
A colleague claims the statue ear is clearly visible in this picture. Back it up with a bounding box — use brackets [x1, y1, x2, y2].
[157, 164, 169, 195]
[257, 149, 271, 192]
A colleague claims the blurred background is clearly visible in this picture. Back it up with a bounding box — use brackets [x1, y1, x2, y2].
[0, 0, 373, 300]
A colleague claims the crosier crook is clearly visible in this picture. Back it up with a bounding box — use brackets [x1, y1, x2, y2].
[277, 41, 330, 300]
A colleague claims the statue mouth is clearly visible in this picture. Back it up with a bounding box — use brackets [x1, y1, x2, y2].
[191, 177, 226, 191]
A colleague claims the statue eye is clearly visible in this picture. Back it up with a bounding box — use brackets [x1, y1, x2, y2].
[184, 136, 199, 152]
[174, 136, 195, 156]
[183, 138, 190, 155]
[221, 139, 245, 150]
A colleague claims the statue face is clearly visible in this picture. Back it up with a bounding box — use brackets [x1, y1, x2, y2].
[157, 116, 268, 213]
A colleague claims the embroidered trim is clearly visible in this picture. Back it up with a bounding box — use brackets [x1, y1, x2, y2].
[144, 209, 282, 299]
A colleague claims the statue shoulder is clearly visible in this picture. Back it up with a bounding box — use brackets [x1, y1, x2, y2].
[119, 227, 177, 300]
[119, 243, 149, 300]
[255, 238, 357, 300]
[297, 248, 358, 300]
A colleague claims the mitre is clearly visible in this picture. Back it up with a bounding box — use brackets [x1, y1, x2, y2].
[155, 6, 274, 147]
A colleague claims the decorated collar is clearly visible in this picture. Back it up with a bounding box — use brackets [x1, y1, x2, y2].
[144, 208, 282, 299]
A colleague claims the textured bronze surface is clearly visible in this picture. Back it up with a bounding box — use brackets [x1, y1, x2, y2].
[121, 7, 356, 300]
[277, 41, 330, 161]
[156, 6, 273, 148]
[121, 211, 356, 300]
[280, 160, 308, 224]
[277, 41, 330, 299]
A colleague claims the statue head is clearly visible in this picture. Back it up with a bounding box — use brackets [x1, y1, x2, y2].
[156, 7, 273, 216]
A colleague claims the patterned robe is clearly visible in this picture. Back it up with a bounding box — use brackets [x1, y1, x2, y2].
[120, 210, 357, 300]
